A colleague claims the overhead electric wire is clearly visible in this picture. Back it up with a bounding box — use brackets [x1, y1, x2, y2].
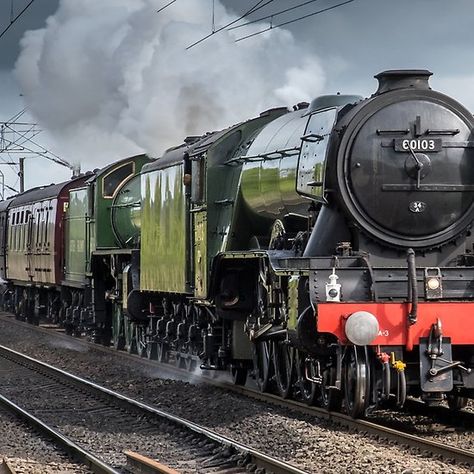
[229, 0, 322, 30]
[156, 0, 176, 14]
[2, 123, 66, 163]
[3, 107, 28, 125]
[0, 150, 19, 174]
[1, 127, 72, 168]
[0, 0, 36, 40]
[4, 182, 19, 194]
[1, 136, 71, 169]
[186, 0, 274, 50]
[235, 0, 354, 42]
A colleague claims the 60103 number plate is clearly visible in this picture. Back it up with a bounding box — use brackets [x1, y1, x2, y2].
[394, 138, 442, 152]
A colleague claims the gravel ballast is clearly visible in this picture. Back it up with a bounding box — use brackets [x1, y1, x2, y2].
[0, 314, 471, 473]
[0, 404, 90, 473]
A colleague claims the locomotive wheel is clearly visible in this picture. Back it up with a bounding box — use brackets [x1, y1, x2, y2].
[295, 350, 318, 405]
[126, 322, 137, 355]
[253, 340, 272, 392]
[231, 366, 248, 386]
[112, 322, 125, 351]
[447, 394, 468, 411]
[320, 364, 343, 412]
[273, 341, 294, 399]
[343, 345, 370, 418]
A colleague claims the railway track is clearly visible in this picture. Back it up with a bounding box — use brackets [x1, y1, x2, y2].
[0, 342, 308, 474]
[0, 312, 473, 471]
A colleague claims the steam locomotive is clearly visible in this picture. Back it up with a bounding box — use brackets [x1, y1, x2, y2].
[2, 69, 474, 417]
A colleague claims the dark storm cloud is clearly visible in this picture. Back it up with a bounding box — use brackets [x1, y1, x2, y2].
[0, 0, 59, 69]
[3, 0, 474, 86]
[222, 0, 474, 100]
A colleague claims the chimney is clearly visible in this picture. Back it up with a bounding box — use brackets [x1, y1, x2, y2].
[374, 69, 432, 95]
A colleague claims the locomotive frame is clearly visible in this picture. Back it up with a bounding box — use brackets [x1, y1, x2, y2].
[1, 69, 474, 418]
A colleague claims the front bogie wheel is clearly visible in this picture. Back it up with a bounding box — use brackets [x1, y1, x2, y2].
[343, 345, 370, 418]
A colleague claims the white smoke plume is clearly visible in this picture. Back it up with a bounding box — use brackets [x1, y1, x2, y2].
[15, 0, 326, 168]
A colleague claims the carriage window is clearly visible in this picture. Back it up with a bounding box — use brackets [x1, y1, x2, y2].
[36, 210, 41, 247]
[44, 210, 49, 246]
[102, 163, 135, 198]
[297, 107, 337, 200]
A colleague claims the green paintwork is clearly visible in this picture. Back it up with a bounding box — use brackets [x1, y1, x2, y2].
[64, 154, 151, 286]
[137, 108, 287, 299]
[141, 164, 187, 293]
[240, 109, 310, 221]
[194, 211, 207, 298]
[64, 187, 89, 283]
[195, 110, 288, 297]
[94, 155, 151, 250]
[111, 174, 142, 248]
[287, 275, 299, 330]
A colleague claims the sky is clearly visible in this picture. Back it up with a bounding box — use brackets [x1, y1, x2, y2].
[0, 0, 473, 195]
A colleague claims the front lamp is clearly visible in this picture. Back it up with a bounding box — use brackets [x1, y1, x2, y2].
[344, 311, 379, 346]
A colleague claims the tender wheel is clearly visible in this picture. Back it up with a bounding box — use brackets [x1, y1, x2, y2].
[343, 345, 370, 418]
[112, 309, 126, 350]
[157, 341, 169, 363]
[295, 350, 318, 405]
[253, 340, 272, 393]
[114, 334, 126, 351]
[447, 394, 468, 411]
[274, 341, 294, 398]
[186, 357, 198, 372]
[136, 325, 147, 358]
[175, 353, 187, 369]
[231, 366, 248, 386]
[147, 341, 158, 360]
[126, 323, 137, 355]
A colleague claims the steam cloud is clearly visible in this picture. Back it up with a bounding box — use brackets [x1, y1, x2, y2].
[15, 0, 325, 167]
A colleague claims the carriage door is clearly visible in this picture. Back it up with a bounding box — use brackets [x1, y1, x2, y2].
[297, 107, 337, 199]
[26, 208, 34, 281]
[190, 152, 207, 298]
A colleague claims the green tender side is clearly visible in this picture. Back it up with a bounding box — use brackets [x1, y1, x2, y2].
[141, 164, 186, 293]
[64, 187, 89, 284]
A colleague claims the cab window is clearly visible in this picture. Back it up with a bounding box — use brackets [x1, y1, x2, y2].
[103, 163, 134, 198]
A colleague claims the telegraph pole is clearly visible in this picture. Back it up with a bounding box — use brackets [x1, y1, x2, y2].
[19, 157, 24, 193]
